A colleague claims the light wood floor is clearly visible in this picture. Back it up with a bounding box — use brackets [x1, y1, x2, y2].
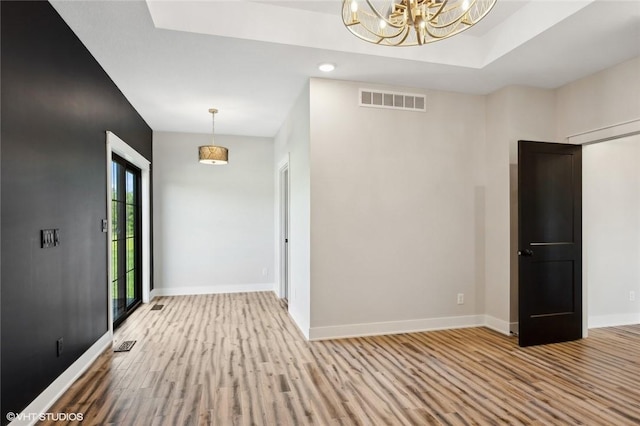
[44, 292, 640, 425]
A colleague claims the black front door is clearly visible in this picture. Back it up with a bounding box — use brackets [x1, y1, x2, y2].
[112, 154, 142, 327]
[518, 140, 582, 347]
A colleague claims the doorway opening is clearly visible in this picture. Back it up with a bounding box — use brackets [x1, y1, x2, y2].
[111, 154, 143, 327]
[279, 161, 290, 306]
[583, 134, 640, 329]
[512, 120, 640, 342]
[106, 131, 151, 334]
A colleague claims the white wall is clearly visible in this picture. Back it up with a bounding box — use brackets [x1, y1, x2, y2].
[484, 88, 512, 333]
[584, 135, 640, 327]
[274, 84, 312, 338]
[148, 57, 640, 341]
[153, 131, 274, 295]
[557, 57, 640, 141]
[308, 78, 486, 339]
[485, 86, 556, 333]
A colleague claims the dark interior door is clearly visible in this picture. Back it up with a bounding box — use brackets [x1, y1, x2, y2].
[518, 140, 582, 347]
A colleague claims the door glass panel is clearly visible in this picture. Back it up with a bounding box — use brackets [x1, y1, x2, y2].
[126, 204, 135, 238]
[112, 201, 119, 239]
[112, 280, 121, 318]
[126, 238, 134, 271]
[112, 162, 119, 200]
[112, 154, 142, 327]
[126, 270, 135, 306]
[126, 170, 134, 201]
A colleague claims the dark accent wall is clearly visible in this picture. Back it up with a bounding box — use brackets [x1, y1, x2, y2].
[1, 1, 152, 421]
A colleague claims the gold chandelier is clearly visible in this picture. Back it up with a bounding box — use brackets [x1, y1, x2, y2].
[343, 0, 497, 46]
[198, 108, 228, 165]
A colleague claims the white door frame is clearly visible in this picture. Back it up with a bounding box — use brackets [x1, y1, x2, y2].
[106, 131, 151, 336]
[566, 118, 640, 338]
[277, 154, 290, 300]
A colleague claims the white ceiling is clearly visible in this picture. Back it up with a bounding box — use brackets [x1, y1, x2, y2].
[50, 0, 640, 137]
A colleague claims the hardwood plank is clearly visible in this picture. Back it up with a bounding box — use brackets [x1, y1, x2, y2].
[41, 292, 640, 425]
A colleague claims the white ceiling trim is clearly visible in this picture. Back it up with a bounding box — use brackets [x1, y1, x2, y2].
[145, 0, 593, 69]
[146, 0, 488, 67]
[480, 0, 594, 66]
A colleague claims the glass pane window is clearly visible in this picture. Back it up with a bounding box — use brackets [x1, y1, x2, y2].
[112, 162, 119, 201]
[126, 204, 135, 238]
[126, 238, 135, 271]
[112, 153, 142, 327]
[112, 201, 119, 238]
[126, 170, 135, 204]
[126, 270, 135, 305]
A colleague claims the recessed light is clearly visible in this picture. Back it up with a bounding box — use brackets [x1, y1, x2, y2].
[318, 63, 336, 72]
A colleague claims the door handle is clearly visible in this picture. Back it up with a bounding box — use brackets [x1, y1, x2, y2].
[518, 249, 533, 256]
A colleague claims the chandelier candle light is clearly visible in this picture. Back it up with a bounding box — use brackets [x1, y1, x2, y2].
[343, 0, 496, 46]
[198, 108, 228, 165]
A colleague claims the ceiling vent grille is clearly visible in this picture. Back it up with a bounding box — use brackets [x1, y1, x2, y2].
[359, 89, 426, 112]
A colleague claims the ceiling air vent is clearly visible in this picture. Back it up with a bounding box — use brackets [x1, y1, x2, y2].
[359, 89, 426, 112]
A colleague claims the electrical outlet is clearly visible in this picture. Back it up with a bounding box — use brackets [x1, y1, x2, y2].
[630, 291, 636, 302]
[262, 267, 268, 277]
[56, 338, 63, 357]
[457, 293, 464, 305]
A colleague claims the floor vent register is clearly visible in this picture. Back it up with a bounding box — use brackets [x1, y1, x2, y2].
[114, 340, 136, 352]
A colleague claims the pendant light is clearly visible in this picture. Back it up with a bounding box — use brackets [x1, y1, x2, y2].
[198, 108, 228, 165]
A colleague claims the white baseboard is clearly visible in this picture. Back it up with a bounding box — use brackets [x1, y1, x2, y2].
[482, 315, 512, 336]
[149, 288, 158, 301]
[588, 313, 640, 329]
[309, 315, 485, 341]
[152, 283, 275, 297]
[9, 332, 112, 426]
[288, 309, 310, 340]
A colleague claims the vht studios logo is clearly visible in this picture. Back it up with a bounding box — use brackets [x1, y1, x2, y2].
[6, 412, 84, 422]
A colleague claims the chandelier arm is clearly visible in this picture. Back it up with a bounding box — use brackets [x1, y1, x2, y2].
[428, 6, 470, 29]
[375, 26, 411, 46]
[427, 0, 448, 23]
[425, 12, 466, 37]
[341, 1, 405, 38]
[428, 17, 465, 31]
[428, 1, 489, 30]
[370, 24, 411, 46]
[362, 0, 405, 30]
[357, 11, 407, 39]
[425, 23, 456, 39]
[362, 23, 406, 39]
[391, 26, 412, 46]
[343, 0, 496, 46]
[364, 0, 388, 22]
